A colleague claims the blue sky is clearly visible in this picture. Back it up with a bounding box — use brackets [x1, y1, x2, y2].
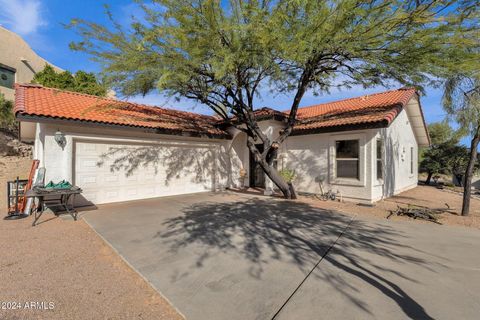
[0, 0, 458, 140]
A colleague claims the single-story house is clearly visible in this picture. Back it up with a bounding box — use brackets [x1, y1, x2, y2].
[14, 83, 429, 204]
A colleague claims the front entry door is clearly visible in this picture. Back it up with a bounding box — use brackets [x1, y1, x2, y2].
[249, 144, 265, 188]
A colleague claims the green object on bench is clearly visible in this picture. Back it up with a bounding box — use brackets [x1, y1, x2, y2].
[45, 180, 73, 189]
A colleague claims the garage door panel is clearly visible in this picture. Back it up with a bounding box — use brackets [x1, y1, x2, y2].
[105, 188, 121, 200]
[76, 157, 99, 172]
[76, 173, 97, 185]
[74, 141, 215, 204]
[104, 174, 119, 183]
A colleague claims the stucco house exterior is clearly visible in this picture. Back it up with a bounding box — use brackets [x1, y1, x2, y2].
[14, 84, 429, 204]
[0, 26, 63, 101]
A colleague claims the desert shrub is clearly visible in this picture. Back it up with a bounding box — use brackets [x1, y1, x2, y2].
[0, 93, 16, 132]
[279, 168, 296, 183]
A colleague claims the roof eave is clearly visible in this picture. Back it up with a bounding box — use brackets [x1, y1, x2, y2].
[414, 92, 431, 146]
[15, 113, 232, 140]
[290, 120, 390, 136]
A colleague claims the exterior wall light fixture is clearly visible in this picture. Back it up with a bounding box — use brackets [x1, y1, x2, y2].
[54, 130, 66, 150]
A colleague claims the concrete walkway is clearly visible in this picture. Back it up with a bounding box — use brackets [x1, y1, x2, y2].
[83, 192, 480, 320]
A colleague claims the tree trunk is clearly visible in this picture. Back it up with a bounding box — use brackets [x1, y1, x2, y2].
[461, 126, 480, 216]
[288, 182, 297, 199]
[425, 171, 433, 185]
[246, 139, 294, 199]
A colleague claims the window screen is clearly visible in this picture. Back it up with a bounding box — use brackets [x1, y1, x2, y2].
[376, 139, 383, 180]
[336, 140, 359, 179]
[0, 66, 15, 89]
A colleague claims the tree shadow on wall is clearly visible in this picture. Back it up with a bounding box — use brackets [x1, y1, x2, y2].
[160, 198, 439, 319]
[96, 144, 232, 188]
[285, 149, 329, 193]
[383, 129, 399, 198]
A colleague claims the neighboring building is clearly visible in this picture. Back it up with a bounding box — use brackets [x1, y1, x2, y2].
[0, 26, 62, 101]
[14, 84, 429, 204]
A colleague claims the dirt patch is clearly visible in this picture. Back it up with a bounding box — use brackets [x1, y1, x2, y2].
[299, 185, 480, 229]
[0, 215, 182, 319]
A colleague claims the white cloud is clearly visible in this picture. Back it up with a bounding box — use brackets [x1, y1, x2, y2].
[0, 0, 47, 35]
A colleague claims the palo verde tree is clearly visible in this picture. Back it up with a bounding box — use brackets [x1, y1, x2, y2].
[68, 0, 478, 199]
[443, 72, 480, 216]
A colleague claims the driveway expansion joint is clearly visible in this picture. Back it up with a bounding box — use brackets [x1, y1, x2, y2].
[270, 214, 358, 320]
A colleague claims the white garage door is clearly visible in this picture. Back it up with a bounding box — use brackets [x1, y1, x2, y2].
[74, 140, 216, 204]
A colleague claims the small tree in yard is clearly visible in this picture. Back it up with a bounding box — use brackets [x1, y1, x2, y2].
[443, 73, 480, 216]
[68, 0, 478, 199]
[420, 121, 462, 185]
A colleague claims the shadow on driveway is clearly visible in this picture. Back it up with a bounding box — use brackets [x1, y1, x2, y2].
[84, 193, 480, 319]
[154, 196, 435, 319]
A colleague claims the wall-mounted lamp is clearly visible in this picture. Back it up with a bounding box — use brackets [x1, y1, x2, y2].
[54, 130, 66, 150]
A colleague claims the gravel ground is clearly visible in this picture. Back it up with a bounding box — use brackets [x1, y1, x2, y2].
[0, 157, 182, 319]
[0, 216, 183, 320]
[300, 185, 480, 229]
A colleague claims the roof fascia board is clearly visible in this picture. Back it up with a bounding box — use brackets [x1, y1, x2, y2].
[16, 114, 232, 140]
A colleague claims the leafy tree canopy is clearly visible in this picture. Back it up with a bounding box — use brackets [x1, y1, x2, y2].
[420, 122, 477, 185]
[428, 121, 462, 146]
[67, 0, 479, 198]
[68, 1, 478, 104]
[442, 72, 480, 215]
[32, 64, 107, 97]
[420, 142, 470, 176]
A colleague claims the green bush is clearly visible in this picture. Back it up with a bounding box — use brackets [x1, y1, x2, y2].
[0, 93, 16, 132]
[33, 64, 107, 97]
[279, 168, 296, 183]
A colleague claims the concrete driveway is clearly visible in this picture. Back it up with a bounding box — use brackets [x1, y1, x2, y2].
[83, 192, 480, 320]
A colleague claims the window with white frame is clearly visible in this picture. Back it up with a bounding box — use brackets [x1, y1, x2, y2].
[376, 139, 383, 180]
[335, 139, 360, 179]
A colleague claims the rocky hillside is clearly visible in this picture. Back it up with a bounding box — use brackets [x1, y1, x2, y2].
[0, 130, 32, 157]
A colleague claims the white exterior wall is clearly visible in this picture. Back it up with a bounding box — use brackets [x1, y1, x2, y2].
[33, 122, 237, 203]
[371, 109, 418, 201]
[29, 106, 421, 204]
[284, 129, 379, 202]
[226, 129, 249, 188]
[284, 112, 419, 202]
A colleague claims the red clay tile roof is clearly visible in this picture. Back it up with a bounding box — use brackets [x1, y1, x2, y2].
[14, 84, 420, 137]
[228, 107, 288, 124]
[14, 84, 229, 138]
[252, 107, 288, 120]
[291, 87, 417, 133]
